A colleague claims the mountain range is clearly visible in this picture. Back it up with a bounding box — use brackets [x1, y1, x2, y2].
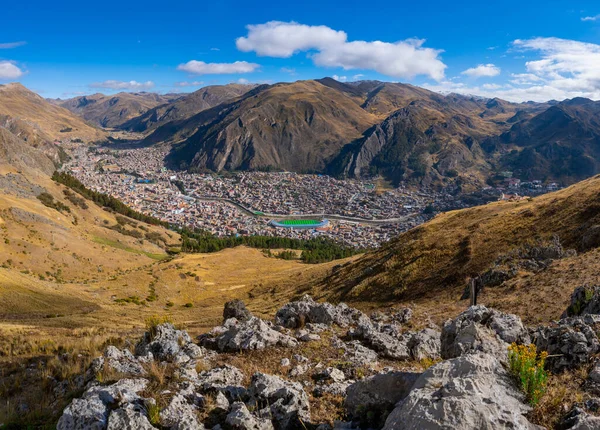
[7, 77, 600, 188]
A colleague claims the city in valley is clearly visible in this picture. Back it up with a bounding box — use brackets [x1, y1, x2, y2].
[62, 142, 559, 248]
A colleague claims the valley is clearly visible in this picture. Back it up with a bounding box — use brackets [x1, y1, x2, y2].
[1, 77, 600, 429]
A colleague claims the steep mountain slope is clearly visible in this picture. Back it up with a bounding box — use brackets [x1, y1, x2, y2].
[141, 78, 550, 186]
[315, 175, 600, 308]
[121, 83, 254, 132]
[58, 92, 181, 128]
[327, 98, 494, 186]
[0, 127, 56, 174]
[485, 98, 600, 182]
[0, 83, 105, 142]
[164, 80, 380, 172]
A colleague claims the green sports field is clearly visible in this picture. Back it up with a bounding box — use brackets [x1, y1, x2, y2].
[278, 219, 321, 225]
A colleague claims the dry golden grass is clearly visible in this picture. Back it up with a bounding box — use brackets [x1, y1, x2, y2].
[320, 175, 600, 311]
[0, 83, 105, 142]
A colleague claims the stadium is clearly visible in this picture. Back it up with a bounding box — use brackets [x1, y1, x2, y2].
[270, 219, 329, 229]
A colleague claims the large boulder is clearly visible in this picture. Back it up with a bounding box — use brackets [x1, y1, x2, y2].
[348, 321, 411, 360]
[441, 306, 529, 360]
[532, 316, 600, 373]
[563, 285, 600, 318]
[100, 346, 146, 376]
[57, 379, 148, 430]
[226, 402, 274, 430]
[224, 299, 253, 323]
[200, 317, 298, 352]
[382, 353, 542, 429]
[559, 405, 600, 430]
[274, 295, 366, 328]
[160, 393, 204, 429]
[196, 365, 247, 400]
[408, 328, 441, 361]
[107, 407, 157, 430]
[345, 371, 420, 427]
[135, 323, 205, 363]
[248, 373, 311, 429]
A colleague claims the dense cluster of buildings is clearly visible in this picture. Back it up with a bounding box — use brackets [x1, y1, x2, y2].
[61, 146, 561, 249]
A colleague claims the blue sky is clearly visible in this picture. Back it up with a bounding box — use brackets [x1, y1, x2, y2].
[3, 0, 600, 101]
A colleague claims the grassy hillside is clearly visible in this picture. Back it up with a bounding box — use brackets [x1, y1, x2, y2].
[0, 83, 105, 142]
[311, 175, 600, 323]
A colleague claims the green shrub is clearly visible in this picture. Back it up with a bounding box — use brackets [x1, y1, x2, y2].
[508, 343, 548, 405]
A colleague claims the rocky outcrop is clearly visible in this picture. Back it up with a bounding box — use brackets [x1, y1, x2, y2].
[200, 317, 298, 351]
[532, 315, 600, 373]
[348, 321, 411, 360]
[441, 305, 529, 360]
[136, 323, 207, 363]
[345, 371, 420, 426]
[226, 402, 274, 430]
[55, 299, 550, 430]
[563, 285, 600, 318]
[248, 373, 311, 429]
[274, 295, 367, 329]
[57, 379, 149, 430]
[382, 353, 542, 429]
[223, 299, 254, 323]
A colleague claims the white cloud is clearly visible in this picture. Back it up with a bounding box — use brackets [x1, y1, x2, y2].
[582, 14, 600, 22]
[174, 81, 204, 87]
[236, 21, 347, 57]
[352, 74, 364, 80]
[280, 67, 296, 75]
[482, 83, 502, 90]
[210, 47, 220, 51]
[461, 63, 501, 78]
[89, 80, 155, 90]
[0, 61, 24, 79]
[0, 41, 26, 49]
[177, 60, 259, 75]
[237, 78, 250, 84]
[509, 73, 544, 85]
[332, 75, 347, 82]
[236, 21, 446, 81]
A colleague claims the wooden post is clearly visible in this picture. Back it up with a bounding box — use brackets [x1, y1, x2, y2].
[470, 278, 477, 307]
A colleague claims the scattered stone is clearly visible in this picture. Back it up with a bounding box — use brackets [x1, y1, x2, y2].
[312, 367, 345, 383]
[160, 393, 203, 429]
[280, 358, 291, 367]
[201, 317, 298, 352]
[248, 373, 311, 429]
[135, 323, 201, 363]
[275, 295, 366, 328]
[441, 305, 529, 360]
[407, 328, 441, 361]
[102, 346, 146, 376]
[107, 407, 156, 430]
[214, 391, 230, 412]
[223, 299, 253, 323]
[345, 371, 420, 422]
[196, 365, 246, 399]
[313, 381, 352, 398]
[349, 321, 411, 360]
[57, 379, 148, 430]
[382, 353, 541, 429]
[563, 285, 600, 318]
[289, 364, 310, 377]
[392, 308, 413, 324]
[533, 316, 600, 373]
[332, 338, 379, 366]
[295, 329, 321, 342]
[558, 406, 600, 430]
[226, 402, 274, 430]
